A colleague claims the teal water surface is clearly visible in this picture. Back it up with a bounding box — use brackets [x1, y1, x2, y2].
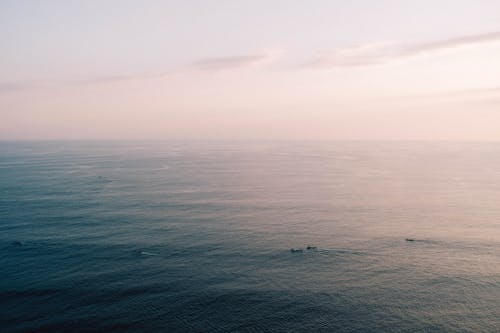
[1, 141, 499, 332]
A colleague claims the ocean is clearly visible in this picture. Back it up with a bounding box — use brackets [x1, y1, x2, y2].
[1, 141, 499, 332]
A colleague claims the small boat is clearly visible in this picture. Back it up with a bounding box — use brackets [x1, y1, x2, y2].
[306, 246, 317, 250]
[290, 248, 304, 253]
[405, 238, 416, 242]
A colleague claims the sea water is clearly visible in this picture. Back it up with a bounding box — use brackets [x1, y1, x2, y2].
[1, 141, 499, 332]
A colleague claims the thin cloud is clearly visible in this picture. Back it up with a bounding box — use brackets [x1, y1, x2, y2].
[0, 71, 180, 93]
[0, 81, 35, 92]
[304, 31, 500, 68]
[379, 86, 500, 104]
[0, 51, 280, 93]
[402, 31, 500, 56]
[75, 70, 179, 84]
[83, 52, 279, 82]
[454, 86, 500, 95]
[192, 53, 276, 70]
[304, 43, 394, 68]
[420, 86, 500, 99]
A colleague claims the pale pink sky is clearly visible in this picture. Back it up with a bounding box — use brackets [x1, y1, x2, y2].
[1, 0, 500, 140]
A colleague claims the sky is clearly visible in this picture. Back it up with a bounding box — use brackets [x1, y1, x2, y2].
[1, 0, 500, 140]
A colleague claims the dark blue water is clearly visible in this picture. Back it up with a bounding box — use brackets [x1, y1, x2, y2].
[1, 141, 499, 332]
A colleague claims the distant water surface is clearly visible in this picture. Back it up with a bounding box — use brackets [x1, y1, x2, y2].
[1, 141, 499, 332]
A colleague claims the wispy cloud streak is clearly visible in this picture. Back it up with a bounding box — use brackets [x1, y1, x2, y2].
[0, 73, 179, 93]
[0, 51, 280, 93]
[304, 31, 500, 68]
[81, 52, 279, 82]
[392, 86, 500, 101]
[192, 52, 277, 70]
[75, 71, 178, 84]
[0, 81, 35, 92]
[401, 31, 500, 56]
